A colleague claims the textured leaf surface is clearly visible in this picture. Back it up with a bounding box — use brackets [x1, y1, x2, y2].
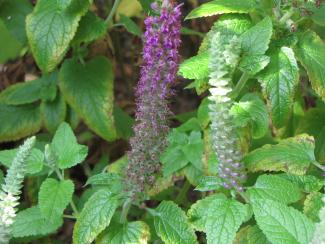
[26, 0, 89, 72]
[295, 31, 325, 100]
[73, 189, 119, 244]
[85, 172, 123, 193]
[258, 47, 299, 127]
[304, 192, 324, 222]
[179, 52, 209, 80]
[0, 104, 41, 142]
[114, 106, 134, 139]
[195, 176, 222, 192]
[12, 206, 63, 237]
[51, 122, 88, 169]
[247, 174, 302, 204]
[151, 201, 197, 244]
[39, 178, 74, 220]
[234, 225, 270, 244]
[97, 221, 150, 244]
[59, 57, 116, 141]
[251, 198, 315, 244]
[188, 194, 249, 244]
[239, 55, 270, 75]
[118, 14, 142, 37]
[244, 134, 315, 174]
[186, 0, 256, 19]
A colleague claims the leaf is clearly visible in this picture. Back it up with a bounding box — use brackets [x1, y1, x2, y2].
[251, 198, 315, 244]
[85, 172, 123, 193]
[214, 13, 253, 37]
[51, 122, 88, 169]
[97, 221, 150, 244]
[114, 106, 134, 139]
[12, 206, 63, 237]
[118, 14, 142, 37]
[0, 0, 33, 45]
[73, 11, 106, 44]
[197, 98, 211, 129]
[239, 55, 270, 75]
[258, 47, 299, 127]
[244, 134, 315, 175]
[178, 52, 209, 80]
[304, 192, 324, 222]
[188, 194, 249, 244]
[39, 178, 74, 220]
[26, 0, 90, 72]
[59, 57, 117, 141]
[277, 173, 324, 193]
[150, 201, 197, 244]
[0, 148, 44, 175]
[0, 104, 41, 142]
[73, 189, 119, 244]
[234, 225, 271, 244]
[230, 93, 269, 139]
[294, 31, 325, 101]
[241, 17, 273, 56]
[311, 4, 325, 27]
[0, 169, 3, 185]
[185, 0, 256, 20]
[195, 176, 222, 192]
[247, 174, 302, 204]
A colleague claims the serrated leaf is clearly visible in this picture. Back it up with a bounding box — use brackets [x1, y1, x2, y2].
[73, 189, 119, 244]
[59, 57, 116, 141]
[0, 148, 43, 174]
[277, 173, 324, 193]
[251, 198, 315, 244]
[0, 104, 41, 142]
[85, 172, 123, 193]
[179, 52, 209, 80]
[12, 206, 63, 238]
[188, 194, 249, 244]
[39, 178, 74, 220]
[118, 14, 142, 37]
[258, 47, 299, 127]
[234, 225, 271, 244]
[294, 31, 325, 101]
[214, 14, 253, 38]
[198, 98, 211, 129]
[231, 93, 269, 139]
[239, 55, 270, 75]
[185, 0, 256, 20]
[195, 176, 222, 192]
[244, 134, 315, 175]
[97, 221, 150, 244]
[26, 0, 90, 72]
[73, 11, 106, 44]
[304, 192, 324, 222]
[241, 17, 272, 56]
[150, 201, 197, 244]
[247, 174, 302, 204]
[51, 122, 88, 169]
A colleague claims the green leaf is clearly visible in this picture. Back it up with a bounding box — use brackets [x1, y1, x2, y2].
[304, 192, 324, 222]
[247, 174, 302, 204]
[241, 17, 272, 56]
[0, 169, 3, 185]
[185, 0, 256, 20]
[214, 14, 253, 37]
[85, 172, 123, 193]
[239, 55, 270, 75]
[244, 134, 315, 175]
[231, 93, 269, 139]
[97, 221, 150, 244]
[150, 201, 197, 244]
[73, 189, 119, 244]
[114, 106, 134, 139]
[188, 194, 250, 244]
[195, 176, 222, 192]
[198, 98, 211, 129]
[12, 206, 63, 238]
[59, 57, 117, 141]
[258, 47, 299, 127]
[294, 31, 325, 101]
[234, 225, 271, 244]
[39, 178, 74, 220]
[51, 122, 88, 169]
[73, 11, 106, 44]
[26, 0, 90, 72]
[179, 52, 209, 80]
[0, 104, 41, 142]
[251, 198, 315, 244]
[0, 148, 44, 175]
[311, 4, 325, 27]
[277, 174, 324, 193]
[0, 0, 33, 45]
[118, 14, 142, 37]
[41, 92, 67, 133]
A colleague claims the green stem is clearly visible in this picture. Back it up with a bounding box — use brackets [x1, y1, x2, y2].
[120, 200, 132, 224]
[238, 191, 250, 203]
[105, 0, 121, 27]
[70, 200, 79, 216]
[231, 72, 250, 99]
[175, 180, 191, 204]
[279, 8, 295, 25]
[63, 214, 76, 220]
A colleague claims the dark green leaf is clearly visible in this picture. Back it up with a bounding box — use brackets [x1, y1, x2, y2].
[118, 14, 142, 37]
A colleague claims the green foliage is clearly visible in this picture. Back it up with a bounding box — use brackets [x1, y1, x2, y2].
[277, 174, 324, 193]
[195, 176, 222, 192]
[303, 192, 324, 222]
[234, 225, 270, 244]
[118, 14, 142, 37]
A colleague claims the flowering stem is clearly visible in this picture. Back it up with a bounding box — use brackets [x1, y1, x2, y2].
[231, 72, 250, 99]
[105, 0, 121, 27]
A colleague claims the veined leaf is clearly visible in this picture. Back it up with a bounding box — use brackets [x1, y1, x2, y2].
[239, 55, 270, 75]
[195, 176, 222, 192]
[234, 225, 270, 244]
[59, 57, 117, 141]
[150, 201, 197, 244]
[304, 192, 324, 222]
[186, 0, 256, 20]
[39, 178, 74, 221]
[244, 134, 315, 175]
[277, 173, 324, 193]
[118, 14, 142, 37]
[73, 189, 119, 244]
[85, 172, 123, 194]
[179, 52, 209, 80]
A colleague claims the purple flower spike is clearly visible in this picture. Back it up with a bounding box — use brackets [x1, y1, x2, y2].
[125, 0, 182, 200]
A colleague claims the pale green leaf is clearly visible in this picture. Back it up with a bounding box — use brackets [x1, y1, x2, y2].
[234, 225, 271, 244]
[239, 55, 270, 75]
[304, 192, 324, 222]
[179, 52, 209, 80]
[59, 57, 116, 141]
[195, 176, 222, 192]
[85, 172, 123, 193]
[277, 173, 324, 193]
